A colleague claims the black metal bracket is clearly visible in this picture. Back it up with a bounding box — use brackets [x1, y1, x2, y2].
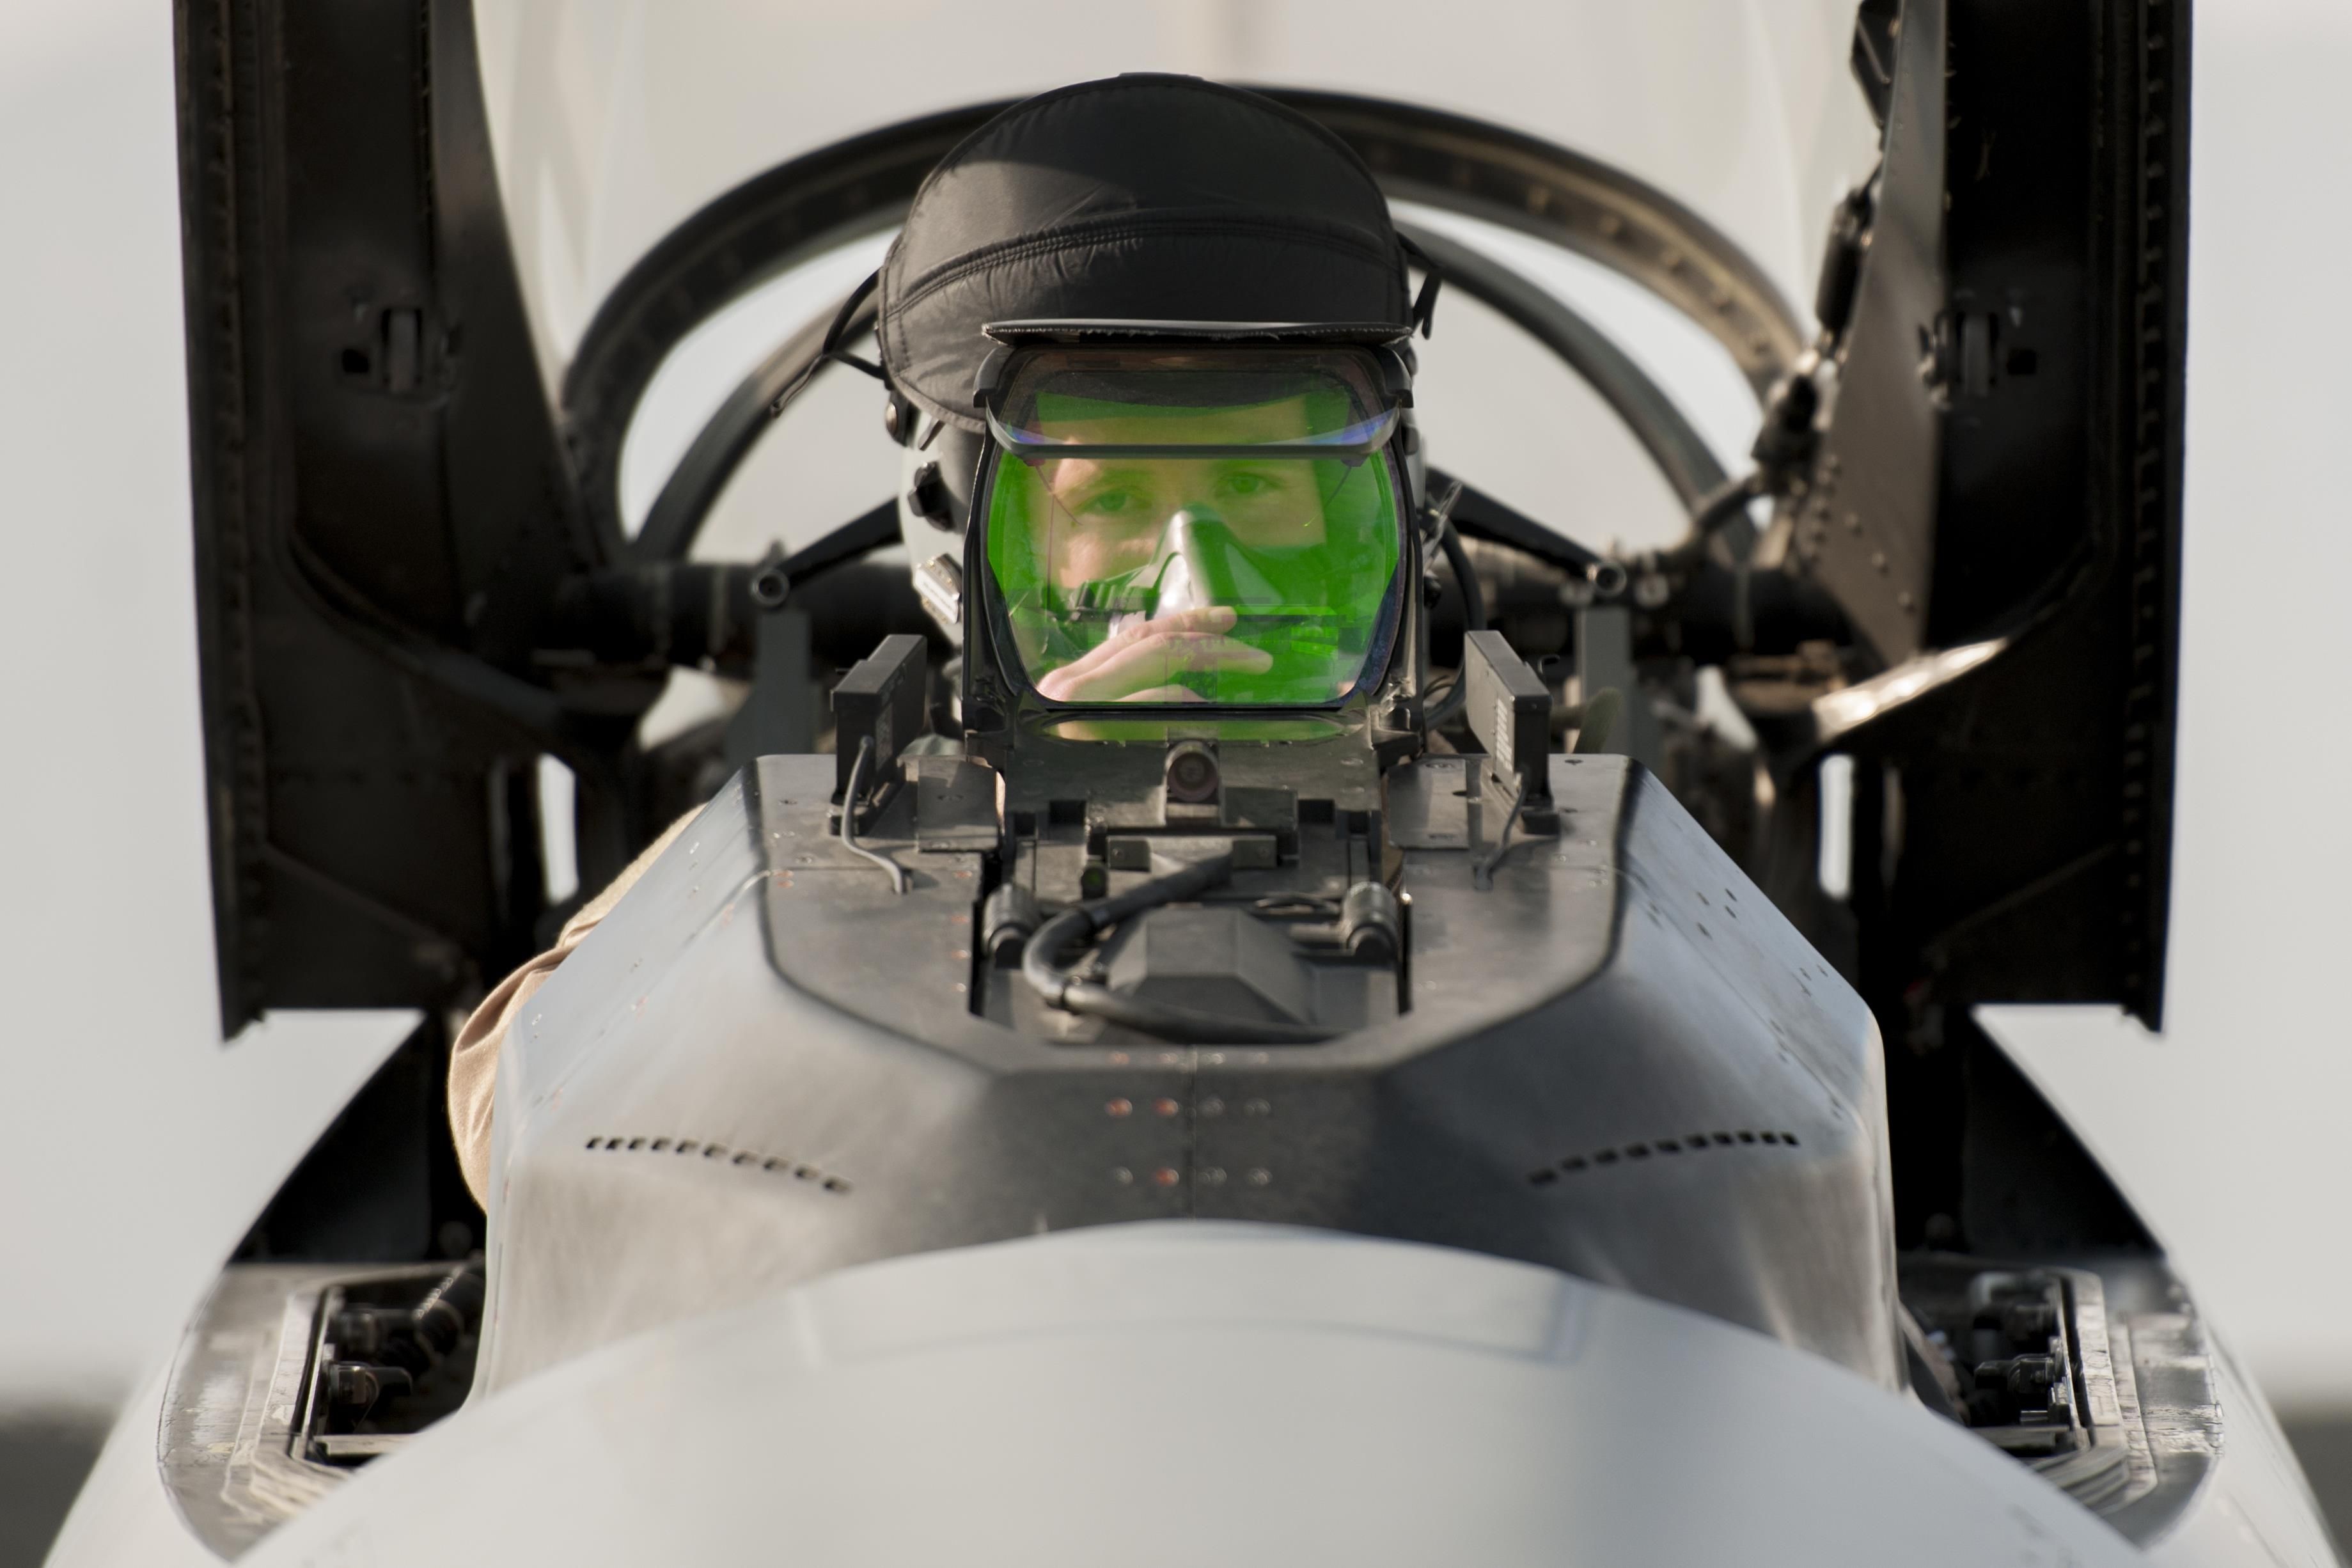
[831, 634, 929, 807]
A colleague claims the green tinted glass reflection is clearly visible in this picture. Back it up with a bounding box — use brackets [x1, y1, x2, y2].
[984, 394, 1404, 707]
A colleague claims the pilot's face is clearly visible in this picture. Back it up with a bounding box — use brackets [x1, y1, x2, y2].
[1030, 398, 1329, 592]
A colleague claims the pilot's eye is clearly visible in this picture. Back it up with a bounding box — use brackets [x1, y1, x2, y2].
[1219, 470, 1279, 499]
[1075, 488, 1141, 518]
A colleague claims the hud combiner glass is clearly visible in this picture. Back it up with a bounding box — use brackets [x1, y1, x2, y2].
[975, 339, 1411, 709]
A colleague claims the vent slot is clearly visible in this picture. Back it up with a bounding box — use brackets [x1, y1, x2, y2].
[584, 1135, 852, 1193]
[1527, 1129, 1801, 1186]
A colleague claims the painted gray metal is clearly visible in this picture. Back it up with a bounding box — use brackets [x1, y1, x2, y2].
[246, 1228, 2147, 1568]
[479, 753, 1897, 1394]
[68, 1234, 2339, 1563]
[151, 1265, 357, 1557]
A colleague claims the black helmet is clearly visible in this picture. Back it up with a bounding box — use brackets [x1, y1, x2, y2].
[879, 74, 1418, 435]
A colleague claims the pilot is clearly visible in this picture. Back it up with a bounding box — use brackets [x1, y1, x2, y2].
[450, 73, 1429, 1207]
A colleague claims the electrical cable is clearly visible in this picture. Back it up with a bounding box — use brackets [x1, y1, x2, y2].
[1019, 854, 1340, 1044]
[838, 737, 908, 894]
[1472, 774, 1532, 892]
[1424, 496, 1487, 729]
[1441, 510, 1487, 638]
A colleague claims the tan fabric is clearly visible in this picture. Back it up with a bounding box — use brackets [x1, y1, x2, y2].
[448, 812, 695, 1208]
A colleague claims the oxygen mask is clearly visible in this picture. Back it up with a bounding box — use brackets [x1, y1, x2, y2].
[1079, 508, 1286, 632]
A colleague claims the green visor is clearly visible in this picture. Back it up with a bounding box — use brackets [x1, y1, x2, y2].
[980, 346, 1407, 708]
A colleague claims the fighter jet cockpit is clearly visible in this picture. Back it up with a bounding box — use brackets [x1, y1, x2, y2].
[47, 3, 2345, 1565]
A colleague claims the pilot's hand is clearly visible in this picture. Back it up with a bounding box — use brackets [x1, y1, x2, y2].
[1035, 606, 1271, 703]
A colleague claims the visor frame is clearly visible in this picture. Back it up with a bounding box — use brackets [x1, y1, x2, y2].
[974, 319, 1415, 417]
[984, 402, 1404, 467]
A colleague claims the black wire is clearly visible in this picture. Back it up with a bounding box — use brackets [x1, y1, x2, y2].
[1020, 854, 1339, 1044]
[1425, 510, 1487, 729]
[1021, 854, 1234, 1010]
[1472, 774, 1532, 892]
[1441, 510, 1488, 636]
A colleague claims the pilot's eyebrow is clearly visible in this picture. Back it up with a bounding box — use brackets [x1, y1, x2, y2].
[1051, 463, 1155, 497]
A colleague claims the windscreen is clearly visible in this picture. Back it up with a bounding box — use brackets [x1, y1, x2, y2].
[981, 347, 1406, 707]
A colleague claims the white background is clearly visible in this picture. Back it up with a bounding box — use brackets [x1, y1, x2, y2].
[0, 0, 2347, 1428]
